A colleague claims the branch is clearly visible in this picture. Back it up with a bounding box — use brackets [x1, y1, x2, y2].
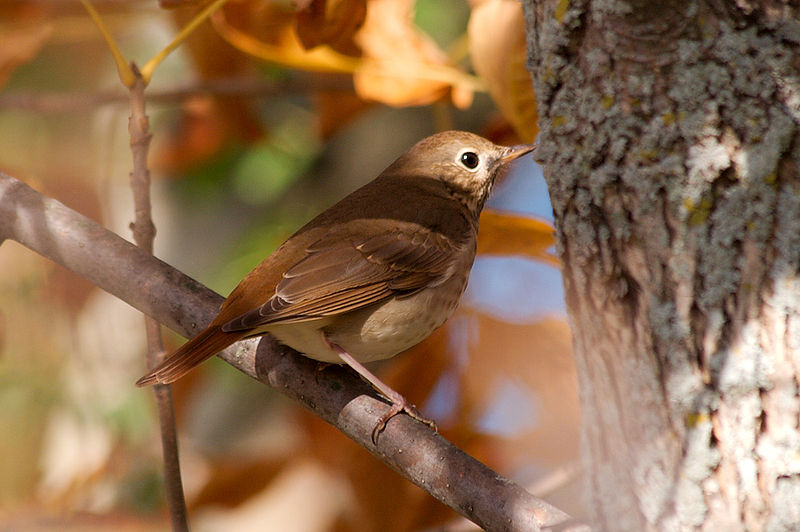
[0, 172, 575, 532]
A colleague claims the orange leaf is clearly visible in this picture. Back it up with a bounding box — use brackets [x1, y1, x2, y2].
[152, 97, 235, 173]
[353, 0, 471, 107]
[469, 0, 538, 141]
[295, 0, 366, 56]
[477, 209, 558, 267]
[212, 4, 359, 73]
[210, 0, 477, 106]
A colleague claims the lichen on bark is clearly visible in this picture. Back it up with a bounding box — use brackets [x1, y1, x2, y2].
[524, 0, 800, 529]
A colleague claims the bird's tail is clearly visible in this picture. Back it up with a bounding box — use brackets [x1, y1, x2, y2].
[136, 326, 245, 386]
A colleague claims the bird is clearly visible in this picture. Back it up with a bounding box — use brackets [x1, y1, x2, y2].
[137, 130, 535, 441]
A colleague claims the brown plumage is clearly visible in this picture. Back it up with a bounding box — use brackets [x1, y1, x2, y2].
[136, 131, 534, 438]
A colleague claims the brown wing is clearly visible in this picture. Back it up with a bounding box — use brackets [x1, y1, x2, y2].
[221, 229, 459, 331]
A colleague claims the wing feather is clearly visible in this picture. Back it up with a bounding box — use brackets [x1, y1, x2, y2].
[221, 228, 460, 332]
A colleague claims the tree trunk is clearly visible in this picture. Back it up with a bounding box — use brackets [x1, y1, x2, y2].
[523, 1, 800, 530]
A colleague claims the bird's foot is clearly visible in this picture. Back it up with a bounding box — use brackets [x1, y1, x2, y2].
[372, 391, 438, 444]
[324, 338, 438, 443]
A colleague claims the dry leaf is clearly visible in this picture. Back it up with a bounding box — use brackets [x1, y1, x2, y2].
[295, 0, 366, 56]
[0, 24, 52, 88]
[211, 0, 475, 106]
[478, 209, 558, 266]
[152, 97, 237, 173]
[469, 0, 538, 141]
[212, 2, 358, 73]
[353, 0, 460, 107]
[163, 1, 265, 170]
[219, 0, 297, 45]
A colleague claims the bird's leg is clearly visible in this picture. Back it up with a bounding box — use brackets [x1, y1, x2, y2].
[323, 338, 437, 443]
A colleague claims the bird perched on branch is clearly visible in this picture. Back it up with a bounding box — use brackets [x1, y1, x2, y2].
[137, 130, 535, 441]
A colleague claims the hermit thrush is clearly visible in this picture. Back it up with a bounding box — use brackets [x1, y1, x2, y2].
[137, 130, 534, 440]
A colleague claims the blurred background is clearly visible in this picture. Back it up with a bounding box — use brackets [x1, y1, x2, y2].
[0, 0, 583, 530]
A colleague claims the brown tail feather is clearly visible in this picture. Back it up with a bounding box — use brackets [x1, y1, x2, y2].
[135, 326, 247, 386]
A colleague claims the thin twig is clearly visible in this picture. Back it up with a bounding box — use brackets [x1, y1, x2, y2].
[127, 66, 188, 530]
[128, 68, 156, 250]
[0, 172, 578, 531]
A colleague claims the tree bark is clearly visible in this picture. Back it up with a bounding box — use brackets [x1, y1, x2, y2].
[524, 1, 800, 530]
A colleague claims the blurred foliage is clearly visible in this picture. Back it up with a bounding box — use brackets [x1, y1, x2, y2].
[0, 0, 582, 530]
[413, 0, 469, 50]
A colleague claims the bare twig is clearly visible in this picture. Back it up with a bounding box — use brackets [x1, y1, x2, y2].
[126, 66, 188, 531]
[0, 172, 576, 531]
[127, 69, 156, 251]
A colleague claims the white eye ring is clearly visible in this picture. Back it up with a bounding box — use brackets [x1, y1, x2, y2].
[457, 149, 481, 171]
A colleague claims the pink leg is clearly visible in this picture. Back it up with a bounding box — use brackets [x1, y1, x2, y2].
[324, 338, 437, 442]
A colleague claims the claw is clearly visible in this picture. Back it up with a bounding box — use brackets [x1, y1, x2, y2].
[323, 336, 438, 444]
[372, 399, 438, 444]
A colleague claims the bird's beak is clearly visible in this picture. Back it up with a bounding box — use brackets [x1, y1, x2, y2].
[500, 143, 536, 164]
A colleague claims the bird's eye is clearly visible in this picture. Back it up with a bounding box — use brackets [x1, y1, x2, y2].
[459, 151, 480, 170]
